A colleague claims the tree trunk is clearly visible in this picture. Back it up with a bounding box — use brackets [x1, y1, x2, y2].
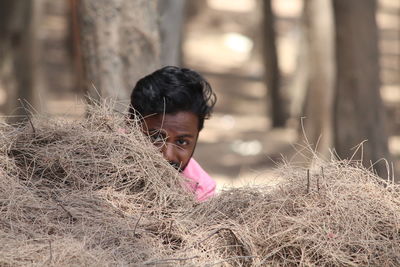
[0, 0, 43, 123]
[288, 22, 309, 122]
[333, 0, 391, 177]
[302, 0, 335, 156]
[69, 0, 85, 94]
[158, 0, 186, 67]
[78, 0, 161, 111]
[262, 0, 286, 127]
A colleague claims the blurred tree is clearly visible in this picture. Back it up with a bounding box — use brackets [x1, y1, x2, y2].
[158, 0, 186, 66]
[69, 0, 84, 94]
[288, 19, 309, 124]
[78, 0, 161, 111]
[0, 0, 43, 123]
[262, 0, 286, 127]
[302, 0, 334, 155]
[333, 0, 391, 177]
[186, 0, 207, 20]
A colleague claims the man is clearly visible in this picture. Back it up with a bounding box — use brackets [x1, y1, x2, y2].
[129, 66, 217, 201]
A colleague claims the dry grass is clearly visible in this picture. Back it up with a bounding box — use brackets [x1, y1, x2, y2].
[188, 160, 400, 266]
[0, 102, 399, 266]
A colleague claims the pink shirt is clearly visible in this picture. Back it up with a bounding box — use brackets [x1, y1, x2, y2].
[183, 158, 216, 202]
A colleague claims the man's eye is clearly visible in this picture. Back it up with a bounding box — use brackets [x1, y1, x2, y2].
[150, 134, 165, 144]
[177, 139, 188, 146]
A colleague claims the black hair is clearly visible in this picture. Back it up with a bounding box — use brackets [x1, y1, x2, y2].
[129, 66, 216, 131]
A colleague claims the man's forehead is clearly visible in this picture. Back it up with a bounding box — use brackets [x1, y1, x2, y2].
[143, 112, 199, 133]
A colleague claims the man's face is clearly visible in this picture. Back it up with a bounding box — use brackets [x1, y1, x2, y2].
[142, 111, 199, 171]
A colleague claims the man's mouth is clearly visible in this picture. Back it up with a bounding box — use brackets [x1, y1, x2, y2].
[169, 161, 182, 172]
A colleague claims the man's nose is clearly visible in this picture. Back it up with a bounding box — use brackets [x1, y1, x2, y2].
[162, 142, 179, 164]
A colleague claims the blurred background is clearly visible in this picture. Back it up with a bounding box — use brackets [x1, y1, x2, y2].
[0, 0, 399, 189]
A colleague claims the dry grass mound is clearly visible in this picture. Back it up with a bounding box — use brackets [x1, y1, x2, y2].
[0, 103, 197, 266]
[0, 103, 399, 266]
[2, 104, 194, 210]
[188, 161, 400, 266]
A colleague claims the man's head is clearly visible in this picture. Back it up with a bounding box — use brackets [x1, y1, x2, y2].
[129, 66, 216, 171]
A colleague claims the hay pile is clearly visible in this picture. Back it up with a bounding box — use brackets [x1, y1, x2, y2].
[1, 104, 399, 266]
